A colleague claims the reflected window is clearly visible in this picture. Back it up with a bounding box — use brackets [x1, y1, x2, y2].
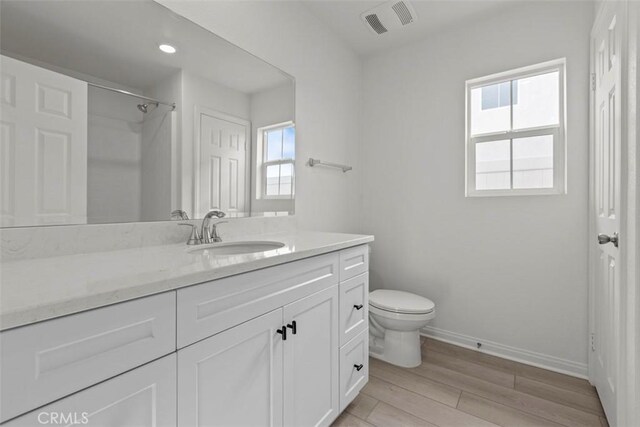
[466, 59, 565, 196]
[481, 81, 517, 110]
[260, 123, 295, 198]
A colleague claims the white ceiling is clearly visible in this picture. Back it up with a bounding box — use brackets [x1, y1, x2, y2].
[0, 0, 291, 94]
[303, 0, 516, 56]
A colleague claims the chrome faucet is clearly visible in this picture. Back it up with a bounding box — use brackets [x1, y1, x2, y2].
[201, 210, 226, 244]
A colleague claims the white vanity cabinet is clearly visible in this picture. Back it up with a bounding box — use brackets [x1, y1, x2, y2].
[0, 243, 370, 426]
[178, 285, 340, 427]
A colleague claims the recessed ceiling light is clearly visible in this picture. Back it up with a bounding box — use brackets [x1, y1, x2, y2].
[159, 44, 176, 54]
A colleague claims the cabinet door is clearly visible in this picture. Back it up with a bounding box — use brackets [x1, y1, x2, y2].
[178, 309, 284, 427]
[283, 286, 339, 427]
[6, 355, 177, 427]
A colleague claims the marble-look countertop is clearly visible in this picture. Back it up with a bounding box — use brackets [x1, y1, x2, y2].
[0, 231, 373, 331]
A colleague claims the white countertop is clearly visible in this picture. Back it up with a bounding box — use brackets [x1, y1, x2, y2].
[0, 231, 373, 331]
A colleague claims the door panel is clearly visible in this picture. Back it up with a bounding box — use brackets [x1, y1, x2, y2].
[591, 4, 622, 425]
[284, 286, 339, 427]
[178, 309, 284, 427]
[0, 54, 87, 226]
[196, 108, 249, 218]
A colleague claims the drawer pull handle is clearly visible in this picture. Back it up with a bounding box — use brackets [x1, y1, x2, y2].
[353, 304, 364, 310]
[277, 326, 287, 341]
[354, 364, 364, 371]
[287, 321, 297, 335]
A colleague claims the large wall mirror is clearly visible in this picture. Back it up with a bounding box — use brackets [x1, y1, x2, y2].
[0, 0, 295, 227]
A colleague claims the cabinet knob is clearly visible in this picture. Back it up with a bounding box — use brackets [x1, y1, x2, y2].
[354, 364, 364, 371]
[277, 326, 287, 341]
[353, 304, 364, 310]
[287, 321, 297, 335]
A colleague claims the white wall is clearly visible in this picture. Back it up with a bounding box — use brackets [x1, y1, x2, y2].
[87, 86, 143, 224]
[145, 71, 182, 216]
[140, 106, 174, 222]
[361, 1, 593, 375]
[157, 0, 362, 233]
[250, 82, 295, 214]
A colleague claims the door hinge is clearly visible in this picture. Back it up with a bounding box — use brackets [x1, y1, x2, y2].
[590, 333, 596, 351]
[591, 73, 596, 91]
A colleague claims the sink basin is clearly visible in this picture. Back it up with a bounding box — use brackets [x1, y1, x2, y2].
[187, 241, 285, 255]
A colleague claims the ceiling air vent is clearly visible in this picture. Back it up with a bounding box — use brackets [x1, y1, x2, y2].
[364, 14, 388, 35]
[392, 1, 414, 25]
[361, 0, 417, 36]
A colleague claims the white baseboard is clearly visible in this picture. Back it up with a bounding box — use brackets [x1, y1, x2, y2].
[421, 325, 589, 379]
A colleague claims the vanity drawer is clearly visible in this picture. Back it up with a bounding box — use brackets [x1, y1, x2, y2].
[339, 245, 369, 282]
[5, 354, 177, 427]
[177, 252, 339, 348]
[0, 292, 176, 423]
[339, 272, 369, 345]
[339, 329, 369, 412]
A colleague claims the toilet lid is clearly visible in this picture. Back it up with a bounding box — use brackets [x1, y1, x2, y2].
[369, 290, 435, 314]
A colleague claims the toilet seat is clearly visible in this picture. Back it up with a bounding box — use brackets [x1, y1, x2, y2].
[369, 304, 435, 322]
[369, 290, 435, 315]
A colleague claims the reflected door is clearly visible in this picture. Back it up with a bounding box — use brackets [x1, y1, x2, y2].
[591, 3, 622, 425]
[0, 55, 88, 226]
[195, 108, 249, 218]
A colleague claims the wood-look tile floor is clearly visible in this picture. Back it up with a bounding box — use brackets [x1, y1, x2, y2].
[333, 338, 608, 427]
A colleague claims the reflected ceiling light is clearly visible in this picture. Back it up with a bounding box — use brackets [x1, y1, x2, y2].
[159, 44, 176, 54]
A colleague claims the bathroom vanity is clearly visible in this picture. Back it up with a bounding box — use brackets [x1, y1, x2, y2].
[0, 1, 373, 424]
[0, 232, 372, 426]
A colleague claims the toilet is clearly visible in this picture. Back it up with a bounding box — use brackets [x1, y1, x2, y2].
[369, 289, 436, 368]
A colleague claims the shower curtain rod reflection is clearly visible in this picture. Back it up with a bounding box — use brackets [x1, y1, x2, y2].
[88, 82, 176, 111]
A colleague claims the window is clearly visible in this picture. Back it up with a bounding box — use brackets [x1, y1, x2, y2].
[466, 59, 566, 196]
[481, 81, 517, 110]
[260, 123, 295, 198]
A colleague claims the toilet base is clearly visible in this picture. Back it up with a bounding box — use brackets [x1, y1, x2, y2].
[369, 329, 422, 368]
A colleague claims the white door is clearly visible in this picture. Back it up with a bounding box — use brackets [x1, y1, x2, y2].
[283, 286, 339, 427]
[195, 107, 249, 218]
[6, 355, 177, 426]
[177, 309, 284, 427]
[590, 3, 622, 424]
[0, 55, 87, 226]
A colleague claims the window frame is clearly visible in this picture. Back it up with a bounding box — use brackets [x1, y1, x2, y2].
[465, 58, 567, 197]
[259, 121, 295, 200]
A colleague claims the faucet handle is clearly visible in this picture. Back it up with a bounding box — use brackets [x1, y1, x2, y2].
[179, 223, 201, 245]
[207, 209, 226, 219]
[171, 209, 189, 220]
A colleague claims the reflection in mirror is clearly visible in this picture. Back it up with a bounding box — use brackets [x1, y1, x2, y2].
[0, 0, 295, 227]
